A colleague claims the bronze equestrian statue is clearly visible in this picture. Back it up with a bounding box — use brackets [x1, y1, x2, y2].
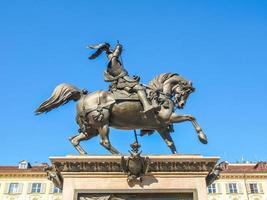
[35, 42, 208, 154]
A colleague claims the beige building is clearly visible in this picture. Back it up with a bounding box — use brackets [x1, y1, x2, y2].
[1, 160, 266, 200]
[207, 162, 267, 200]
[0, 160, 62, 200]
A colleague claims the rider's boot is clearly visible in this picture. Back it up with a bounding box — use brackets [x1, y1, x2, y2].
[137, 90, 154, 114]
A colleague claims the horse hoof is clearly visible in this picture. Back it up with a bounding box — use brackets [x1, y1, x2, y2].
[79, 151, 87, 155]
[198, 131, 208, 144]
[77, 148, 87, 155]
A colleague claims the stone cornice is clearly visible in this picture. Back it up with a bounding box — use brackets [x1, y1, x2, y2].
[220, 173, 267, 179]
[49, 155, 219, 174]
[0, 172, 47, 178]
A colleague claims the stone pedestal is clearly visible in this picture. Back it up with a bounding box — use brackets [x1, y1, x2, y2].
[49, 155, 219, 200]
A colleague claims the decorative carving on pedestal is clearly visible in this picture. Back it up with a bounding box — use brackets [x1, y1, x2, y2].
[44, 166, 63, 189]
[78, 193, 193, 200]
[206, 161, 229, 186]
[51, 159, 216, 173]
[50, 159, 216, 174]
[79, 194, 127, 200]
[121, 138, 150, 183]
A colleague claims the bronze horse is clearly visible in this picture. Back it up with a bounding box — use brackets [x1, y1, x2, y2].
[35, 73, 207, 154]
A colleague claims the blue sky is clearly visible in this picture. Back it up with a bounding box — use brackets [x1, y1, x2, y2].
[0, 0, 266, 165]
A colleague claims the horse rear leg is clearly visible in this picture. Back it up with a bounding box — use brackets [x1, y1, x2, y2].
[98, 125, 120, 154]
[69, 129, 98, 155]
[157, 128, 177, 154]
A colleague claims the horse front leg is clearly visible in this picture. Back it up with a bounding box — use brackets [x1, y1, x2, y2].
[170, 113, 208, 144]
[157, 128, 177, 154]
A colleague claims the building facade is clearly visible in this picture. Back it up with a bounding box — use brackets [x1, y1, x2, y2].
[207, 162, 267, 200]
[0, 161, 62, 200]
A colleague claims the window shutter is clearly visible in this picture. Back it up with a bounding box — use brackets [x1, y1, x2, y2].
[41, 183, 46, 193]
[225, 183, 230, 193]
[17, 183, 23, 194]
[206, 186, 210, 194]
[27, 183, 32, 193]
[49, 183, 54, 193]
[216, 183, 221, 193]
[238, 183, 243, 194]
[4, 183, 10, 194]
[258, 183, 263, 193]
[246, 183, 251, 194]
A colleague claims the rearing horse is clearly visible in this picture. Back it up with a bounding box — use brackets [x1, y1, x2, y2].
[35, 73, 207, 154]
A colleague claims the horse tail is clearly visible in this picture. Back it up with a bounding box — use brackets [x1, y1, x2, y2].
[35, 83, 85, 115]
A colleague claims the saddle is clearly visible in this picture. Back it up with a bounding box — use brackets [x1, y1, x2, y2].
[111, 89, 139, 100]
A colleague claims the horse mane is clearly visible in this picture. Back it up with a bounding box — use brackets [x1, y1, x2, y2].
[148, 73, 179, 90]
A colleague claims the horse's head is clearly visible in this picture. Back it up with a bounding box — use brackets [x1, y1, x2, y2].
[149, 73, 195, 109]
[173, 79, 195, 109]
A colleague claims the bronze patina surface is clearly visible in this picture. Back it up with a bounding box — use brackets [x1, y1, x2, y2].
[36, 42, 207, 155]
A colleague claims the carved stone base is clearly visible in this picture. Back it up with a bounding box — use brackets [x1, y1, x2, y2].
[49, 154, 219, 200]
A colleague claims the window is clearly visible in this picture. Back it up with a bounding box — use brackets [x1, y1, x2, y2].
[18, 160, 30, 169]
[208, 183, 216, 194]
[9, 183, 19, 194]
[249, 183, 259, 194]
[31, 183, 41, 193]
[53, 187, 62, 193]
[229, 183, 238, 194]
[19, 162, 27, 169]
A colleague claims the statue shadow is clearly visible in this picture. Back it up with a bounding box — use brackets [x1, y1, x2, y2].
[127, 175, 158, 188]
